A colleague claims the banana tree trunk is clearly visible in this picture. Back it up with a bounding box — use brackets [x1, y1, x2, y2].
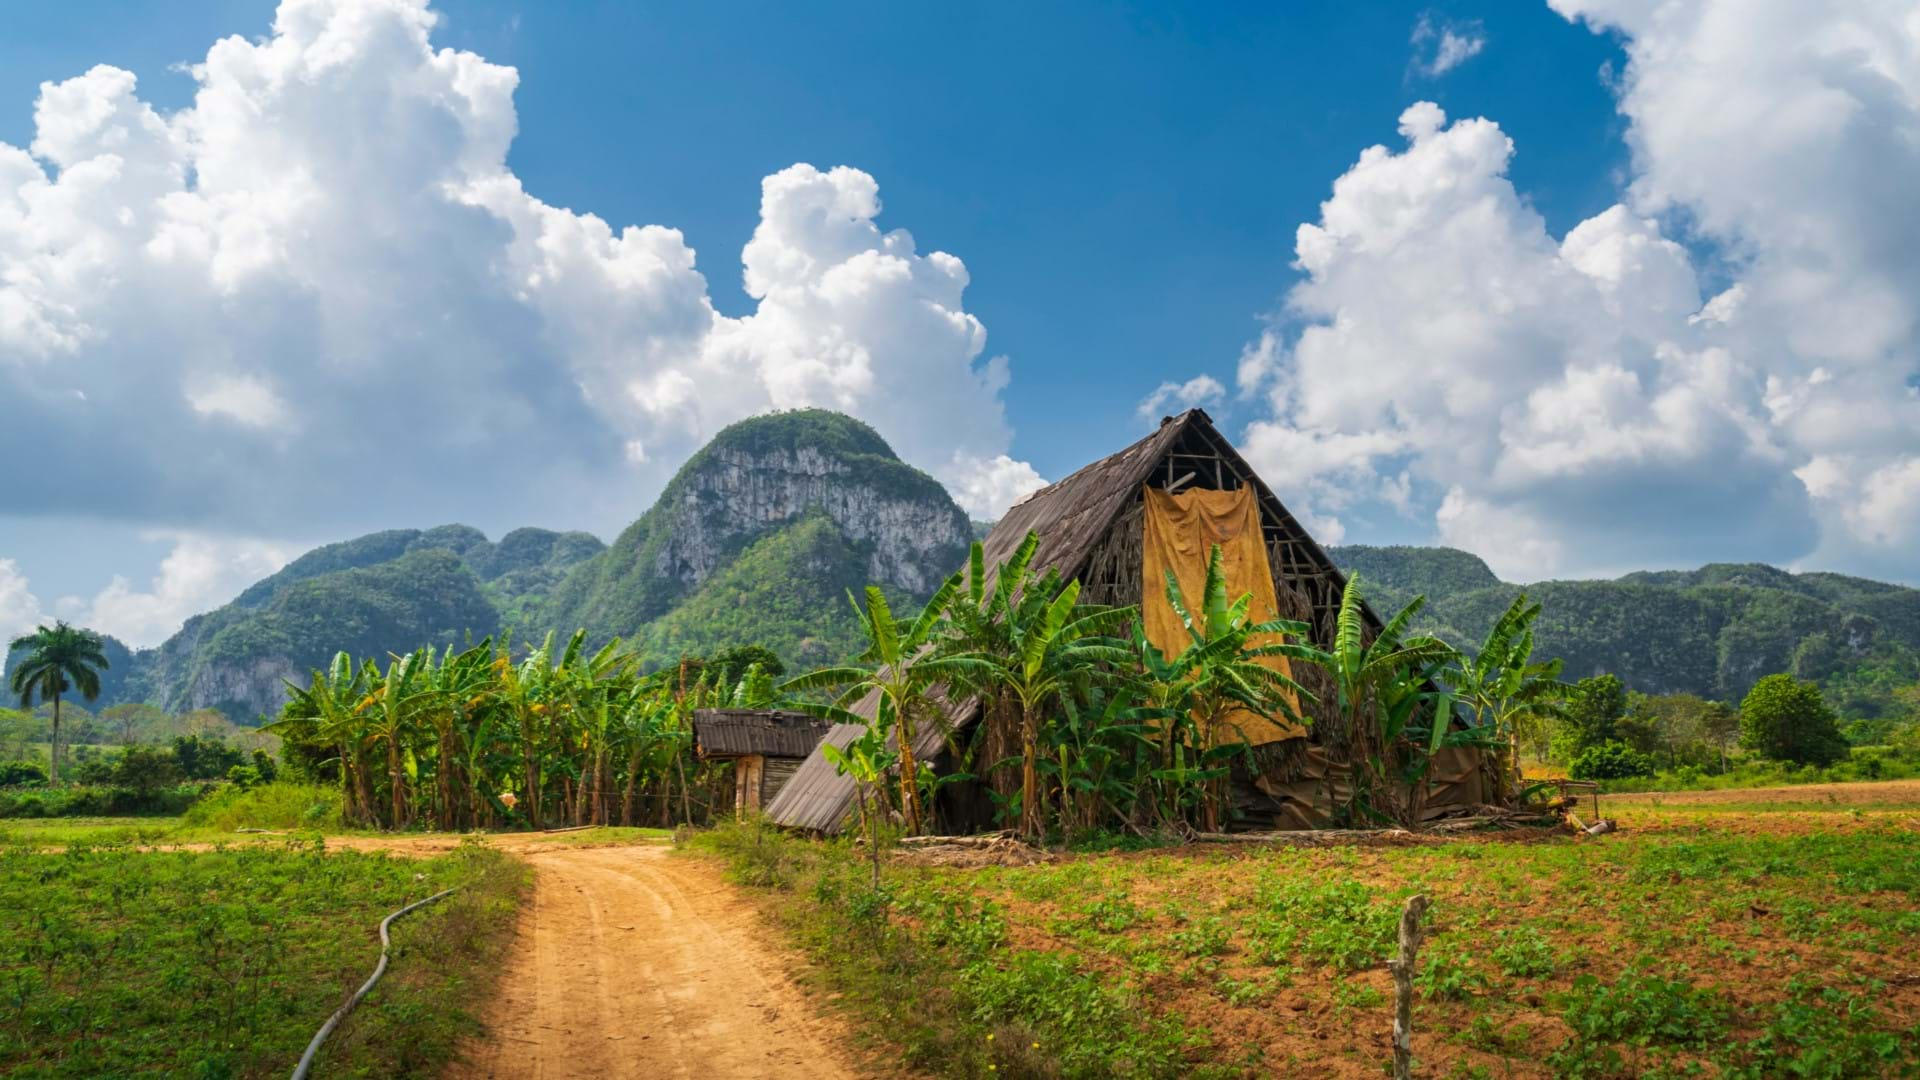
[621, 748, 641, 827]
[1020, 703, 1041, 841]
[386, 738, 407, 830]
[521, 725, 542, 829]
[895, 695, 924, 835]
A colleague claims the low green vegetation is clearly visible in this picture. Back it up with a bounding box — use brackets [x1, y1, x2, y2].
[691, 819, 1206, 1079]
[181, 782, 345, 832]
[0, 837, 527, 1078]
[696, 798, 1920, 1078]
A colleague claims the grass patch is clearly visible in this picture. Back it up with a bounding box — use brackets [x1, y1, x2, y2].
[0, 816, 185, 847]
[0, 836, 527, 1078]
[687, 820, 1207, 1078]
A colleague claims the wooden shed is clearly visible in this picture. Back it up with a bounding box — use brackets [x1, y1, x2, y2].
[693, 709, 832, 817]
[765, 408, 1495, 834]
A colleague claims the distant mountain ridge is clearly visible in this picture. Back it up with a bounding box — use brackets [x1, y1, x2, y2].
[15, 413, 1918, 723]
[11, 409, 972, 722]
[5, 525, 605, 722]
[1329, 545, 1920, 711]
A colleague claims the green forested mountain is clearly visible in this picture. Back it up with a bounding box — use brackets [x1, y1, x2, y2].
[1330, 546, 1920, 714]
[48, 410, 969, 722]
[28, 410, 1920, 725]
[87, 525, 603, 721]
[540, 408, 969, 646]
[637, 511, 875, 669]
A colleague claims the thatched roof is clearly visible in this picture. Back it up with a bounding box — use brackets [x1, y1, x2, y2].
[765, 408, 1376, 833]
[693, 709, 832, 759]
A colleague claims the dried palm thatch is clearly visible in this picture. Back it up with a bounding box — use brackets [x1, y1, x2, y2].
[767, 408, 1468, 834]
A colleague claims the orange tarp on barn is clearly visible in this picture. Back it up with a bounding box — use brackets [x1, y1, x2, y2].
[1140, 484, 1305, 746]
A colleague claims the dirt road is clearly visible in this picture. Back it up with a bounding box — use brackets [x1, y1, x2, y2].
[447, 843, 860, 1080]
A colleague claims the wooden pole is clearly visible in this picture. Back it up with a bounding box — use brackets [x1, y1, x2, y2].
[1388, 894, 1430, 1080]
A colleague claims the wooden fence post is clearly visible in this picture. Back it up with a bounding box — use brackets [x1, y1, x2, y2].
[1388, 894, 1431, 1080]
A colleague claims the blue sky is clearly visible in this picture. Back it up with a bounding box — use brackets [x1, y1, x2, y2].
[0, 0, 1627, 485]
[3, 0, 1917, 645]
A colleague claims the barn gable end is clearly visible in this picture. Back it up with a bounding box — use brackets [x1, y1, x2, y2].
[766, 409, 1414, 834]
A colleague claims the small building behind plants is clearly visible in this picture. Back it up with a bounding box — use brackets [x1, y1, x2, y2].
[693, 708, 832, 818]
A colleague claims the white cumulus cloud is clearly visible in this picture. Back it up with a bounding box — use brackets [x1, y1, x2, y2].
[1409, 14, 1487, 78]
[1136, 374, 1226, 422]
[1238, 0, 1920, 583]
[0, 0, 1040, 609]
[0, 560, 49, 643]
[0, 535, 295, 648]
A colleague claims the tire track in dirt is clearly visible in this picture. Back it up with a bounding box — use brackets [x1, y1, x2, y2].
[447, 844, 858, 1080]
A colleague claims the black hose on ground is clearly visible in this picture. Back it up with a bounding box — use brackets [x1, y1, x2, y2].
[290, 887, 458, 1080]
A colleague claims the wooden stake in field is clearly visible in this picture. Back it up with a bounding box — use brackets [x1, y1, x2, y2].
[1388, 894, 1430, 1080]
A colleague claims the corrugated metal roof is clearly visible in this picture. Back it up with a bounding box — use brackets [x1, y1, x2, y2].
[764, 408, 1380, 833]
[693, 709, 832, 759]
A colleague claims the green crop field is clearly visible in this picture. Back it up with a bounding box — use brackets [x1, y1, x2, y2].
[695, 795, 1920, 1079]
[0, 836, 526, 1079]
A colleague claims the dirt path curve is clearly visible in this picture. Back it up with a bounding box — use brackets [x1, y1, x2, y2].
[446, 843, 860, 1080]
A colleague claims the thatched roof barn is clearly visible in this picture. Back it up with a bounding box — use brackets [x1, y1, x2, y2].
[766, 408, 1491, 833]
[693, 708, 832, 818]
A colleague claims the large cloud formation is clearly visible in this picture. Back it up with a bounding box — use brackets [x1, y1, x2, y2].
[1238, 1, 1920, 583]
[0, 0, 1041, 644]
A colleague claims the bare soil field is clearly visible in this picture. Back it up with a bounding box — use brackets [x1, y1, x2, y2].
[1603, 776, 1920, 808]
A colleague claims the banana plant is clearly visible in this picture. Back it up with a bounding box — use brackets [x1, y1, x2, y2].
[1044, 685, 1157, 836]
[938, 559, 1136, 839]
[1288, 574, 1461, 826]
[780, 574, 977, 835]
[1446, 593, 1567, 799]
[821, 728, 895, 889]
[272, 651, 375, 824]
[1131, 546, 1316, 831]
[357, 649, 437, 829]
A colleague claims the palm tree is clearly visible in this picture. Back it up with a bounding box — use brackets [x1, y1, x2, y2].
[781, 575, 973, 835]
[8, 621, 110, 787]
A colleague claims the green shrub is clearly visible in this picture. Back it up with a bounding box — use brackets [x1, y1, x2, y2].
[0, 783, 205, 818]
[181, 782, 343, 832]
[960, 951, 1193, 1077]
[1491, 926, 1557, 978]
[1570, 741, 1656, 780]
[1255, 873, 1403, 972]
[0, 761, 46, 787]
[1740, 675, 1848, 767]
[1721, 982, 1908, 1078]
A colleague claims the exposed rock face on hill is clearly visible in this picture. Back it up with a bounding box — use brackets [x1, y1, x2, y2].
[542, 409, 972, 652]
[663, 443, 962, 594]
